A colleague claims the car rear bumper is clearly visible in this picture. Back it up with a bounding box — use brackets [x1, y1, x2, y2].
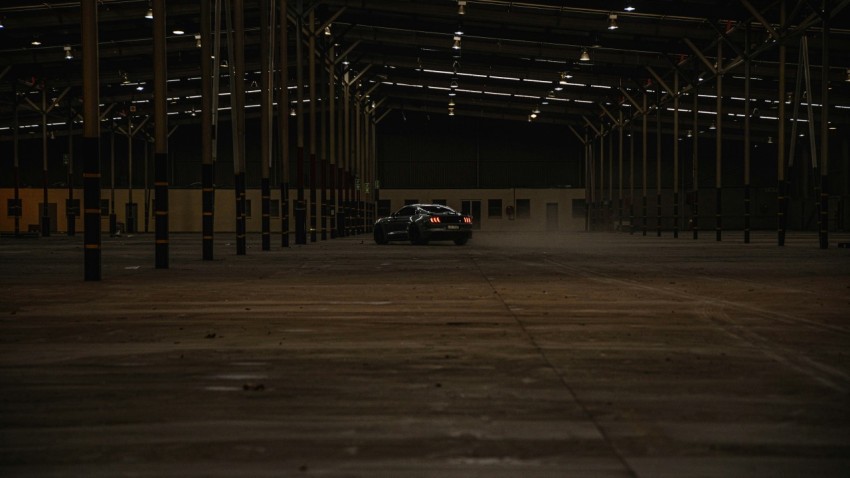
[421, 227, 472, 241]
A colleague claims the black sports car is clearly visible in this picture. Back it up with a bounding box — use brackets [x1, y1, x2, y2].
[374, 204, 473, 245]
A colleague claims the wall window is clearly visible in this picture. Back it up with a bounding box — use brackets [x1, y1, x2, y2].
[100, 199, 110, 216]
[270, 199, 280, 218]
[244, 199, 252, 219]
[516, 199, 531, 219]
[404, 198, 418, 205]
[432, 199, 447, 205]
[488, 199, 502, 218]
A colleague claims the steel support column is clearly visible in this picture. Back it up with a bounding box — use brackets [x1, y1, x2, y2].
[308, 10, 318, 243]
[744, 24, 752, 244]
[673, 71, 680, 239]
[629, 120, 635, 234]
[319, 28, 328, 241]
[642, 92, 648, 236]
[355, 93, 361, 234]
[343, 73, 351, 236]
[819, 0, 830, 249]
[127, 115, 135, 234]
[777, 0, 787, 246]
[329, 44, 337, 239]
[230, 0, 247, 255]
[656, 89, 662, 237]
[618, 110, 624, 231]
[716, 42, 723, 242]
[201, 0, 215, 259]
[278, 0, 290, 248]
[692, 79, 700, 240]
[599, 126, 605, 228]
[260, 0, 272, 251]
[66, 103, 76, 236]
[12, 85, 21, 236]
[153, 0, 169, 268]
[295, 1, 307, 244]
[82, 0, 101, 280]
[109, 125, 116, 236]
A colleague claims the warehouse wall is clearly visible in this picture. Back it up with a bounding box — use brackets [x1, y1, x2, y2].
[0, 187, 588, 233]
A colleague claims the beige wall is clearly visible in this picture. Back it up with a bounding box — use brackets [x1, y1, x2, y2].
[378, 188, 586, 232]
[0, 187, 586, 233]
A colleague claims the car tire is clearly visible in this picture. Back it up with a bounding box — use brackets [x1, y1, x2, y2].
[453, 236, 469, 246]
[374, 226, 389, 245]
[409, 226, 428, 245]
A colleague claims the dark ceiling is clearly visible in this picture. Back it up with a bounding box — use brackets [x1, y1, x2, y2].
[0, 0, 849, 141]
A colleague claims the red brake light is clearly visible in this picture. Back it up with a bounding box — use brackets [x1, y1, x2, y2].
[430, 216, 441, 223]
[463, 217, 472, 224]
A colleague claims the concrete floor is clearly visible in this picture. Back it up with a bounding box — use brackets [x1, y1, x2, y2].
[1, 230, 849, 477]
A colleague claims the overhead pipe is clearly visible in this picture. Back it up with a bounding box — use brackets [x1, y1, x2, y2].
[646, 67, 674, 97]
[740, 0, 780, 41]
[81, 0, 101, 281]
[153, 0, 169, 268]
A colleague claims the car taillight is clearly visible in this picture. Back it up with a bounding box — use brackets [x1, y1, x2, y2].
[430, 217, 441, 223]
[463, 217, 472, 224]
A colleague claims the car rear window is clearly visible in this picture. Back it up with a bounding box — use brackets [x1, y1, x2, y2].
[421, 205, 455, 214]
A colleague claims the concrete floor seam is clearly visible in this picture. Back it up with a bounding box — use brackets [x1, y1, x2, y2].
[541, 257, 850, 393]
[469, 254, 642, 478]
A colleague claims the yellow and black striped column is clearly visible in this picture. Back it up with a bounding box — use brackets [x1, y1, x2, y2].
[82, 0, 101, 281]
[819, 5, 830, 250]
[153, 0, 169, 269]
[278, 0, 290, 248]
[777, 1, 787, 247]
[201, 0, 214, 260]
[260, 0, 272, 251]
